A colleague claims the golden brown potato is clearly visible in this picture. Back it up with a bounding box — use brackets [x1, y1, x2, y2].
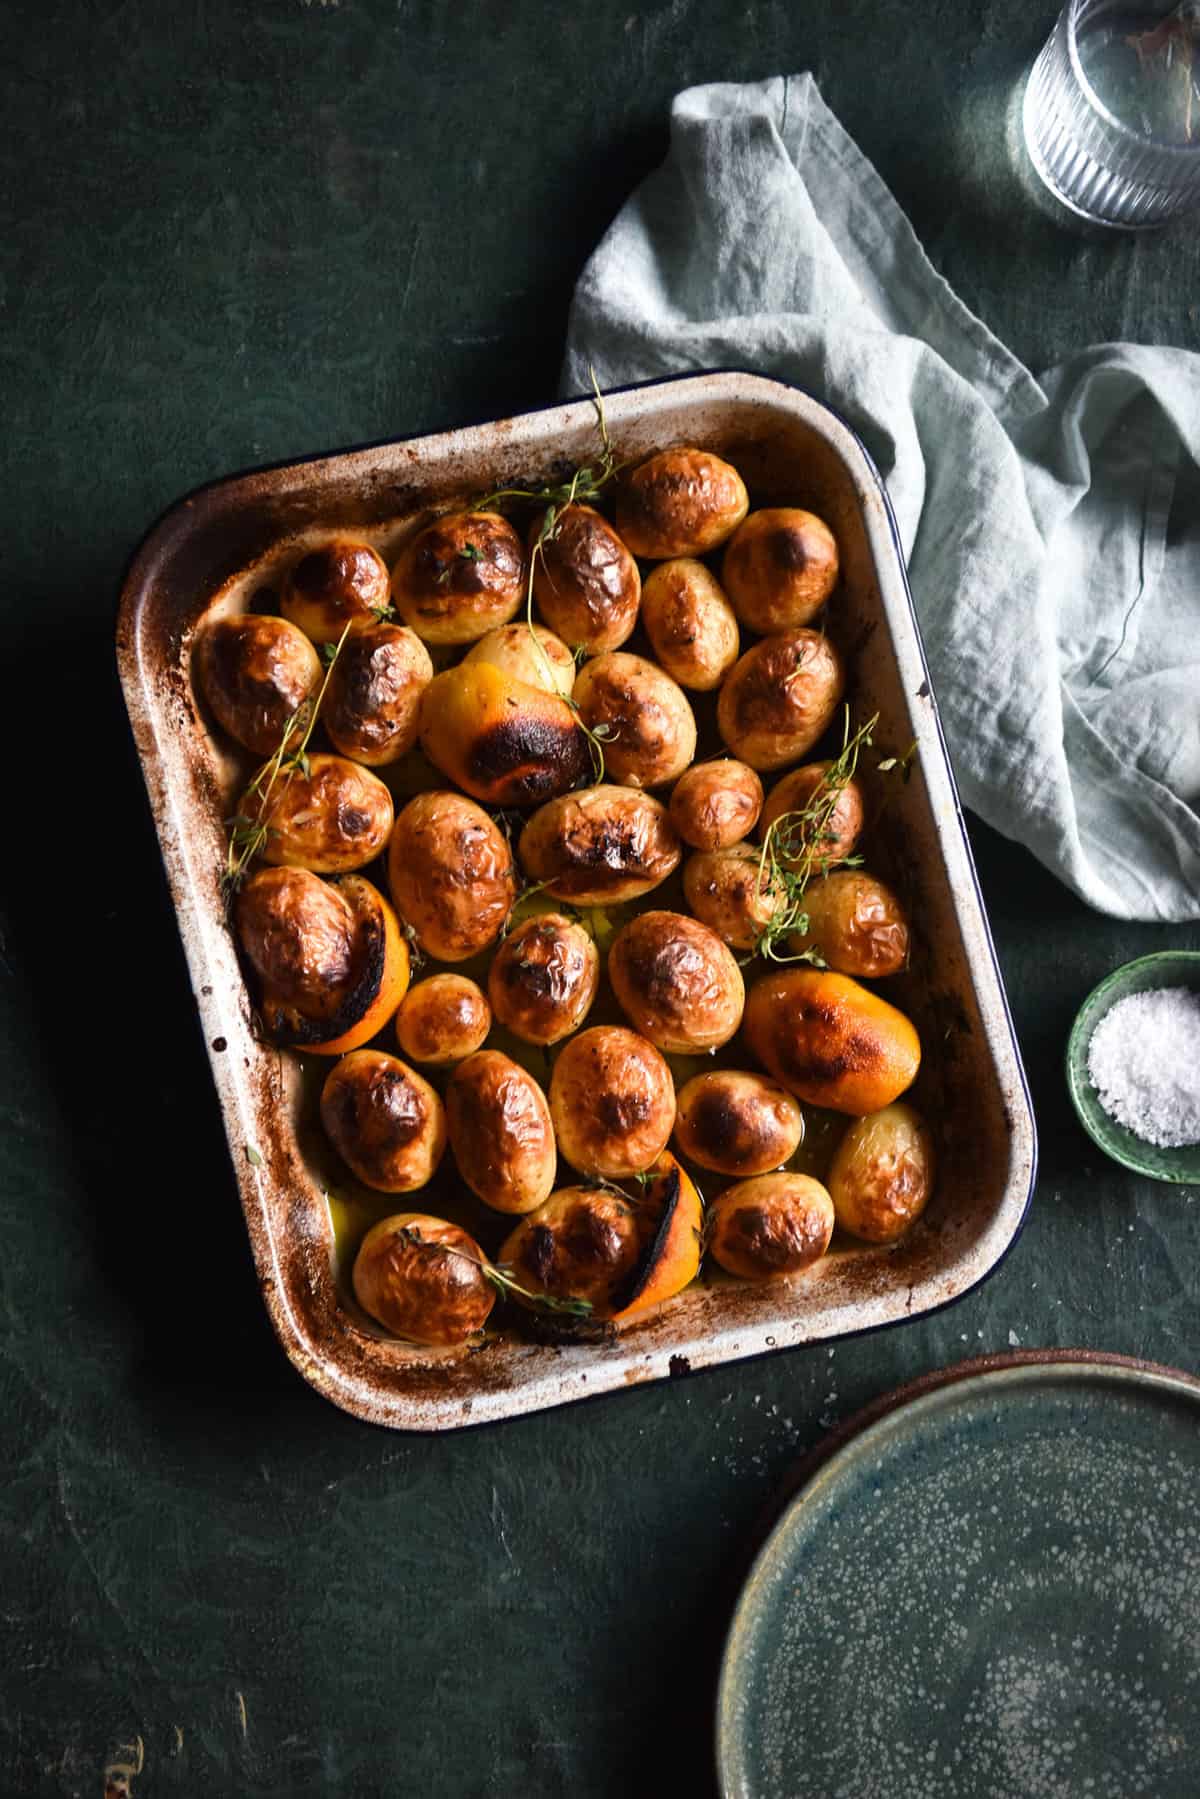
[639, 559, 740, 692]
[708, 1174, 835, 1281]
[743, 968, 921, 1114]
[721, 508, 839, 634]
[320, 1050, 446, 1193]
[718, 630, 846, 771]
[194, 612, 322, 756]
[790, 871, 910, 978]
[499, 1187, 648, 1319]
[668, 761, 763, 851]
[280, 538, 392, 644]
[549, 1026, 676, 1178]
[530, 503, 640, 654]
[353, 1213, 494, 1345]
[487, 913, 599, 1045]
[608, 910, 744, 1054]
[387, 792, 516, 963]
[572, 652, 697, 789]
[445, 1050, 556, 1215]
[249, 752, 393, 874]
[323, 624, 433, 766]
[616, 447, 749, 558]
[517, 784, 681, 907]
[682, 846, 784, 951]
[463, 622, 576, 698]
[395, 974, 491, 1065]
[391, 510, 525, 644]
[827, 1103, 935, 1243]
[674, 1070, 803, 1178]
[418, 661, 589, 808]
[759, 760, 864, 870]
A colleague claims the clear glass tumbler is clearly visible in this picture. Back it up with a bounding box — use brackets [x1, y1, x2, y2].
[1023, 0, 1200, 227]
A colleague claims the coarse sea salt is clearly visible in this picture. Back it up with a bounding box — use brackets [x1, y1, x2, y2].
[1087, 986, 1200, 1149]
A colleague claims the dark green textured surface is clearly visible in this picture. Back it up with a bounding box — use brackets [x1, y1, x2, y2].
[2, 1, 1198, 1793]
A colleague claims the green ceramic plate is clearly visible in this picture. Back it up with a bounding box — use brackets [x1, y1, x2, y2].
[1065, 950, 1200, 1183]
[717, 1358, 1200, 1799]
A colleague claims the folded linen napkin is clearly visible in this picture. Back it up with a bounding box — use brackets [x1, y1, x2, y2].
[562, 74, 1200, 921]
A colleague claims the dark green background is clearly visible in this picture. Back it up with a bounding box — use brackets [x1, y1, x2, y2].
[3, 2, 1198, 1793]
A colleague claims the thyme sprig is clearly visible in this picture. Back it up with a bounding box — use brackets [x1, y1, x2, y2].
[394, 1225, 593, 1318]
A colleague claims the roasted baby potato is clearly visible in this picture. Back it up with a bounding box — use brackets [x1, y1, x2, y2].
[391, 510, 525, 644]
[323, 623, 433, 766]
[395, 974, 491, 1065]
[668, 760, 763, 851]
[499, 1186, 647, 1319]
[615, 447, 748, 558]
[418, 661, 589, 808]
[790, 870, 910, 978]
[827, 1102, 935, 1243]
[722, 508, 839, 634]
[608, 910, 744, 1054]
[235, 868, 410, 1054]
[320, 1050, 446, 1193]
[353, 1213, 495, 1345]
[674, 1070, 803, 1178]
[639, 558, 740, 692]
[530, 503, 640, 654]
[517, 784, 681, 906]
[445, 1050, 557, 1215]
[718, 630, 846, 771]
[249, 752, 393, 874]
[682, 846, 784, 951]
[743, 968, 921, 1114]
[463, 622, 576, 698]
[387, 791, 516, 963]
[194, 612, 322, 756]
[707, 1174, 835, 1281]
[549, 1026, 676, 1178]
[759, 760, 864, 869]
[280, 538, 391, 644]
[572, 652, 697, 789]
[487, 913, 599, 1045]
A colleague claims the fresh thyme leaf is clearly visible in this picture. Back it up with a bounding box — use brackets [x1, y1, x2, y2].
[320, 640, 340, 665]
[369, 602, 396, 623]
[245, 1145, 263, 1168]
[460, 542, 481, 562]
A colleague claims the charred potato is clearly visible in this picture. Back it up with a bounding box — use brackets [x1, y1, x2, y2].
[487, 913, 599, 1045]
[639, 559, 740, 692]
[353, 1213, 494, 1346]
[280, 538, 391, 644]
[418, 661, 589, 808]
[616, 447, 748, 558]
[549, 1026, 676, 1178]
[530, 503, 640, 654]
[463, 622, 576, 698]
[743, 968, 921, 1114]
[391, 510, 525, 644]
[387, 791, 516, 963]
[445, 1050, 557, 1215]
[718, 630, 846, 771]
[572, 652, 697, 789]
[669, 761, 763, 851]
[499, 1186, 648, 1319]
[323, 624, 433, 766]
[759, 760, 864, 869]
[320, 1050, 446, 1192]
[249, 752, 393, 874]
[708, 1174, 835, 1281]
[827, 1103, 935, 1243]
[682, 846, 784, 951]
[518, 784, 680, 906]
[722, 508, 839, 633]
[395, 974, 491, 1066]
[674, 1070, 803, 1178]
[790, 870, 910, 978]
[194, 612, 321, 756]
[608, 910, 744, 1054]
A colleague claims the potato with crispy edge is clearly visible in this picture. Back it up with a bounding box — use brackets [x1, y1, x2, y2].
[572, 652, 697, 791]
[249, 752, 393, 874]
[616, 447, 748, 558]
[463, 622, 576, 698]
[320, 1050, 446, 1193]
[549, 1026, 676, 1178]
[530, 503, 640, 654]
[323, 624, 433, 766]
[395, 974, 491, 1066]
[418, 661, 590, 808]
[682, 846, 784, 951]
[487, 913, 599, 1046]
[387, 791, 516, 963]
[280, 537, 392, 644]
[608, 910, 744, 1054]
[718, 629, 846, 772]
[708, 1174, 835, 1281]
[759, 760, 864, 870]
[446, 1050, 557, 1216]
[743, 968, 920, 1114]
[518, 784, 680, 907]
[640, 559, 740, 692]
[499, 1186, 647, 1319]
[828, 1103, 934, 1243]
[790, 870, 910, 978]
[391, 510, 525, 644]
[194, 612, 322, 756]
[353, 1213, 495, 1346]
[674, 1071, 803, 1179]
[669, 761, 763, 851]
[722, 508, 839, 634]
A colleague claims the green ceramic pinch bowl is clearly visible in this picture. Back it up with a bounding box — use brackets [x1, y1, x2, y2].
[1066, 950, 1200, 1184]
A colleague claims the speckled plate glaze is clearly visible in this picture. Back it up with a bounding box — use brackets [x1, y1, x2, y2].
[717, 1354, 1200, 1799]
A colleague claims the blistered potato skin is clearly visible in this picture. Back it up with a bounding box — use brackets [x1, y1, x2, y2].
[640, 559, 740, 692]
[722, 508, 839, 634]
[616, 448, 749, 558]
[608, 910, 744, 1054]
[195, 613, 321, 756]
[280, 538, 392, 644]
[530, 504, 640, 654]
[446, 1050, 557, 1215]
[418, 661, 590, 808]
[253, 752, 394, 874]
[518, 784, 681, 907]
[760, 761, 864, 869]
[708, 1174, 835, 1281]
[488, 913, 599, 1046]
[320, 1050, 446, 1193]
[669, 761, 763, 852]
[718, 630, 846, 771]
[549, 1026, 676, 1178]
[353, 1213, 494, 1346]
[395, 974, 491, 1065]
[674, 1071, 803, 1178]
[790, 871, 910, 978]
[743, 968, 921, 1114]
[391, 510, 525, 644]
[388, 791, 516, 962]
[324, 624, 433, 766]
[682, 847, 782, 951]
[464, 623, 576, 698]
[828, 1103, 935, 1243]
[572, 653, 697, 790]
[499, 1187, 647, 1318]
